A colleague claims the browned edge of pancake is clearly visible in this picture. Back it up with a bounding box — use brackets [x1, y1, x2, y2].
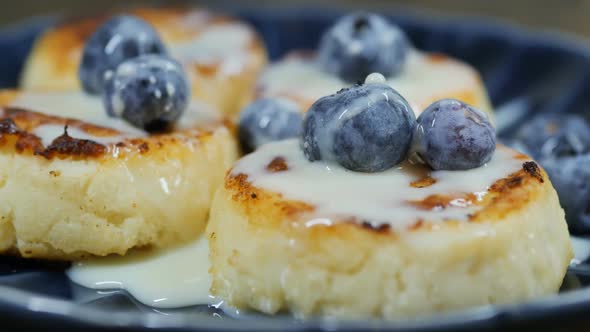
[0, 91, 232, 161]
[222, 150, 547, 238]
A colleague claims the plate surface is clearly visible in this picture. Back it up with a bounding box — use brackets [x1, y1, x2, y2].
[1, 7, 590, 332]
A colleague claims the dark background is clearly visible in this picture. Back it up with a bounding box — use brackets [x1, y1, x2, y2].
[1, 0, 590, 42]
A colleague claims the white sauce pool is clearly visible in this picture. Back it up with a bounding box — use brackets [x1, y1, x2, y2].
[571, 236, 590, 265]
[67, 236, 213, 309]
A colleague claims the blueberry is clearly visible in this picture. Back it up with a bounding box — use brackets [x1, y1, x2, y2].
[79, 15, 167, 94]
[515, 114, 590, 160]
[103, 55, 189, 132]
[414, 99, 496, 170]
[301, 83, 416, 172]
[238, 98, 303, 152]
[542, 155, 590, 233]
[317, 12, 410, 83]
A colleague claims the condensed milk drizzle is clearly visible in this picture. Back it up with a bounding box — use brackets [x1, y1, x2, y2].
[8, 91, 220, 147]
[67, 236, 214, 309]
[171, 23, 253, 77]
[232, 139, 527, 230]
[259, 50, 482, 113]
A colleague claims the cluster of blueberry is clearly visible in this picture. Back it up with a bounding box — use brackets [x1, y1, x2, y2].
[240, 12, 495, 172]
[241, 77, 495, 173]
[79, 15, 189, 132]
[302, 81, 495, 172]
[239, 12, 410, 152]
[515, 115, 590, 232]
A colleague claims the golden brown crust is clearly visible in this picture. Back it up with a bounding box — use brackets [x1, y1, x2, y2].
[225, 158, 548, 237]
[0, 91, 227, 161]
[227, 173, 315, 221]
[468, 161, 546, 222]
[410, 176, 436, 188]
[0, 117, 107, 158]
[0, 108, 218, 160]
[522, 161, 544, 183]
[407, 192, 478, 211]
[266, 156, 289, 173]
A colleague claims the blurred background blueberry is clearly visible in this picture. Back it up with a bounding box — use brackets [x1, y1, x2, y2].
[542, 155, 590, 233]
[238, 98, 303, 152]
[317, 12, 409, 83]
[513, 114, 590, 232]
[79, 15, 167, 94]
[515, 114, 590, 160]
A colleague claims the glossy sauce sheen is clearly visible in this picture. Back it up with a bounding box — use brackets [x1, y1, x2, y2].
[571, 236, 590, 264]
[67, 236, 214, 308]
[259, 51, 482, 113]
[8, 91, 221, 146]
[171, 24, 253, 77]
[232, 139, 526, 229]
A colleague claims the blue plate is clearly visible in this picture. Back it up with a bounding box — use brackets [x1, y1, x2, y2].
[1, 7, 590, 331]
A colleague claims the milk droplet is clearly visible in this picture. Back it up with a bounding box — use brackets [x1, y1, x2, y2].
[364, 72, 387, 84]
